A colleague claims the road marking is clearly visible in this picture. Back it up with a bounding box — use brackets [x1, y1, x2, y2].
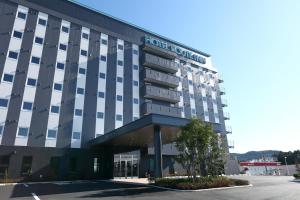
[31, 193, 40, 200]
[23, 183, 29, 187]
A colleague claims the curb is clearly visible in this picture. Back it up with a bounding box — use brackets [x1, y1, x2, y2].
[0, 179, 94, 187]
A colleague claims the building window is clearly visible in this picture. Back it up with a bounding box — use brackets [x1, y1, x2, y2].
[0, 156, 10, 177]
[17, 11, 26, 20]
[0, 125, 3, 136]
[3, 74, 14, 82]
[116, 114, 122, 121]
[117, 60, 123, 66]
[72, 132, 81, 140]
[8, 51, 18, 59]
[133, 49, 138, 55]
[82, 32, 89, 39]
[93, 157, 100, 173]
[56, 62, 65, 70]
[80, 50, 87, 56]
[133, 98, 139, 104]
[97, 112, 104, 119]
[0, 98, 8, 108]
[59, 43, 67, 51]
[75, 109, 82, 116]
[191, 109, 196, 114]
[188, 80, 193, 85]
[47, 129, 57, 139]
[101, 39, 107, 45]
[116, 95, 122, 101]
[118, 44, 123, 50]
[190, 94, 194, 99]
[61, 26, 69, 33]
[27, 78, 37, 87]
[22, 102, 33, 111]
[13, 30, 22, 39]
[99, 73, 106, 79]
[20, 156, 32, 177]
[133, 65, 139, 70]
[17, 127, 29, 137]
[117, 77, 123, 83]
[133, 80, 138, 86]
[133, 116, 139, 120]
[78, 68, 86, 75]
[98, 92, 105, 98]
[77, 87, 84, 95]
[100, 55, 106, 62]
[31, 56, 40, 64]
[38, 18, 47, 26]
[35, 36, 44, 45]
[51, 105, 60, 114]
[54, 83, 62, 91]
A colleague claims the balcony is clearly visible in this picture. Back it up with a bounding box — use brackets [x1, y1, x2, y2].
[226, 125, 232, 133]
[223, 112, 230, 120]
[142, 85, 180, 103]
[143, 43, 177, 60]
[143, 68, 180, 88]
[228, 140, 234, 148]
[141, 102, 181, 118]
[221, 98, 228, 107]
[219, 86, 226, 95]
[218, 74, 224, 83]
[142, 53, 179, 74]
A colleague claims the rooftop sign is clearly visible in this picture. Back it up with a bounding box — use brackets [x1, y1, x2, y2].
[145, 35, 206, 64]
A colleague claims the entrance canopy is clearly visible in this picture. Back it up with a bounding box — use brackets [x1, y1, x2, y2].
[87, 114, 190, 149]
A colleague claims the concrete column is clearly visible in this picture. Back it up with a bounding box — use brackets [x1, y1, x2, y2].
[153, 125, 163, 178]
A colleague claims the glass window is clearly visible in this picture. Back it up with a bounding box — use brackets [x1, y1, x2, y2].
[117, 60, 123, 66]
[101, 39, 107, 45]
[54, 83, 62, 91]
[3, 74, 14, 82]
[35, 36, 43, 44]
[80, 49, 87, 56]
[117, 44, 123, 50]
[117, 77, 123, 83]
[0, 98, 8, 107]
[56, 62, 65, 70]
[97, 112, 104, 119]
[133, 65, 139, 70]
[0, 125, 3, 135]
[31, 56, 40, 64]
[133, 98, 139, 104]
[13, 30, 22, 39]
[98, 92, 105, 98]
[99, 73, 105, 79]
[189, 80, 193, 85]
[51, 105, 60, 114]
[18, 127, 29, 137]
[78, 68, 86, 75]
[77, 87, 84, 95]
[38, 18, 47, 26]
[100, 55, 106, 62]
[20, 156, 32, 176]
[61, 26, 69, 33]
[59, 43, 67, 51]
[133, 117, 139, 121]
[133, 80, 138, 86]
[192, 109, 196, 114]
[8, 51, 18, 59]
[27, 78, 37, 86]
[22, 102, 33, 110]
[82, 32, 89, 39]
[72, 132, 81, 139]
[133, 49, 138, 55]
[47, 129, 57, 139]
[75, 109, 82, 116]
[116, 114, 122, 121]
[17, 11, 26, 20]
[116, 95, 122, 101]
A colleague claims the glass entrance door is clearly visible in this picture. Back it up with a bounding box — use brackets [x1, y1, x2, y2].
[114, 153, 139, 178]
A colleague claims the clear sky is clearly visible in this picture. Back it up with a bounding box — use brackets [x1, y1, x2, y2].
[77, 0, 300, 153]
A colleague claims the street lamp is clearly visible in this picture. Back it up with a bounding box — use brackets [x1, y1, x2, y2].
[284, 156, 290, 176]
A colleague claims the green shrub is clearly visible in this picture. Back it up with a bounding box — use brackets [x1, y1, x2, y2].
[294, 174, 300, 179]
[155, 176, 249, 190]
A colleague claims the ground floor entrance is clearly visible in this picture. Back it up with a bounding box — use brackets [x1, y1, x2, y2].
[113, 152, 139, 178]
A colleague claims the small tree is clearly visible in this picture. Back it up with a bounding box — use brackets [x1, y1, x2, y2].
[175, 118, 225, 181]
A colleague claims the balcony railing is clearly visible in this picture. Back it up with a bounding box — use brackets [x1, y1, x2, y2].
[223, 112, 230, 120]
[142, 85, 180, 103]
[228, 140, 234, 148]
[218, 73, 224, 83]
[221, 98, 228, 107]
[143, 43, 177, 59]
[219, 86, 226, 95]
[141, 102, 181, 118]
[142, 53, 179, 74]
[143, 68, 180, 88]
[226, 125, 232, 133]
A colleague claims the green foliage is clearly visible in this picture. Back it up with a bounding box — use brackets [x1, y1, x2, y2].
[293, 174, 300, 179]
[175, 118, 225, 180]
[155, 176, 249, 190]
[275, 150, 300, 165]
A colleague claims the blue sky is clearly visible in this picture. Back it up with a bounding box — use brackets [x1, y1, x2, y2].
[77, 0, 300, 153]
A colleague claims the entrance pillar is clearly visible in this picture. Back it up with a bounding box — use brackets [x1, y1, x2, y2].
[153, 125, 163, 178]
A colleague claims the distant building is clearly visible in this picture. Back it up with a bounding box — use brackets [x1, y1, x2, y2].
[240, 161, 281, 175]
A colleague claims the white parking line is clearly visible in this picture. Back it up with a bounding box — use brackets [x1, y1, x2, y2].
[23, 183, 29, 187]
[31, 193, 40, 200]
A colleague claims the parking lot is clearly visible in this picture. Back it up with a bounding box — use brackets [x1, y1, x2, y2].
[0, 176, 299, 200]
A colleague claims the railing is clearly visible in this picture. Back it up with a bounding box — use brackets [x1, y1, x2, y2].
[141, 102, 181, 117]
[143, 68, 179, 88]
[221, 98, 228, 107]
[218, 73, 224, 83]
[143, 85, 180, 103]
[228, 140, 234, 148]
[143, 53, 179, 73]
[219, 86, 226, 95]
[226, 125, 232, 133]
[223, 112, 230, 120]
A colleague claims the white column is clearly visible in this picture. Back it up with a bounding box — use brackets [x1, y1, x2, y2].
[132, 44, 140, 121]
[115, 39, 124, 128]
